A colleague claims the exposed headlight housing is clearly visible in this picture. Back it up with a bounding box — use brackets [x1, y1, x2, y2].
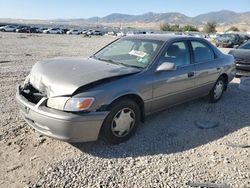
[47, 97, 94, 112]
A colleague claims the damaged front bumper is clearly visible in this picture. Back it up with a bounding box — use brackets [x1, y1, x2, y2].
[16, 85, 109, 142]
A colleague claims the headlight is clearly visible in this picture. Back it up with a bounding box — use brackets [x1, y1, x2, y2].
[47, 97, 94, 112]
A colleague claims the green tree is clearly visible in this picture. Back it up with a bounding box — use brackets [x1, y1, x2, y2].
[160, 23, 171, 31]
[203, 22, 217, 33]
[171, 24, 181, 32]
[227, 26, 240, 32]
[182, 25, 199, 32]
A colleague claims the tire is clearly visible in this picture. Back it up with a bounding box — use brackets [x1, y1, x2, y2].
[100, 99, 141, 144]
[208, 76, 226, 103]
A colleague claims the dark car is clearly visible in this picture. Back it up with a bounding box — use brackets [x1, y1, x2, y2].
[229, 40, 250, 77]
[30, 27, 40, 33]
[61, 29, 69, 34]
[16, 26, 31, 33]
[216, 34, 242, 48]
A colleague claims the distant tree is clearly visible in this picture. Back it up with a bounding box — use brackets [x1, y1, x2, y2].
[171, 24, 181, 32]
[160, 23, 172, 31]
[161, 23, 199, 32]
[227, 26, 240, 32]
[182, 25, 199, 32]
[203, 22, 217, 33]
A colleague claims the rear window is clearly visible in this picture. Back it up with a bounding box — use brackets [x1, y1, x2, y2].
[191, 41, 215, 63]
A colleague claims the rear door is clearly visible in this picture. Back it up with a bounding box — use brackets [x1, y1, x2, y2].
[190, 40, 221, 95]
[152, 40, 195, 112]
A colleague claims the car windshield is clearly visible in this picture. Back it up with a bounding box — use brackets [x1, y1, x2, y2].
[220, 34, 235, 39]
[93, 38, 164, 68]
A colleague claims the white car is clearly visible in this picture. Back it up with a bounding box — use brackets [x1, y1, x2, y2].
[66, 29, 81, 35]
[116, 32, 125, 37]
[43, 28, 63, 34]
[126, 31, 135, 36]
[0, 25, 17, 32]
[36, 28, 48, 33]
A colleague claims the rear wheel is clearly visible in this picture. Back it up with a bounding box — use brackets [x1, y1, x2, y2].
[208, 76, 226, 103]
[100, 99, 140, 144]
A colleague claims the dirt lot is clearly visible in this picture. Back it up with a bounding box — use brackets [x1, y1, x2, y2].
[0, 32, 249, 188]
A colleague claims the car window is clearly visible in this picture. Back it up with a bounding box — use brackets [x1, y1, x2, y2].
[240, 43, 250, 49]
[191, 41, 215, 62]
[158, 41, 190, 67]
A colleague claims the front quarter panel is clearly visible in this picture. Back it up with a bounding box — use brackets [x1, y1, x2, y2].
[73, 71, 153, 114]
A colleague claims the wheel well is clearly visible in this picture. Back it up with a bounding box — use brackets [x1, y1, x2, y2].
[108, 94, 145, 122]
[220, 73, 228, 90]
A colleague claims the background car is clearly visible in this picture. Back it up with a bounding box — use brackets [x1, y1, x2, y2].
[35, 27, 48, 33]
[0, 25, 17, 32]
[29, 27, 41, 33]
[16, 26, 31, 33]
[88, 30, 103, 36]
[66, 29, 81, 35]
[216, 33, 242, 48]
[43, 28, 63, 34]
[61, 28, 69, 34]
[229, 40, 250, 77]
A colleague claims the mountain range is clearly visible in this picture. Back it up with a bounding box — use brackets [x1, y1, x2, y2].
[1, 10, 250, 31]
[62, 10, 250, 25]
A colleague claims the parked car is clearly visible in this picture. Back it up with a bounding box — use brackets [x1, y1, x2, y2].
[88, 30, 103, 36]
[81, 30, 88, 34]
[216, 33, 242, 48]
[36, 27, 48, 33]
[0, 25, 17, 32]
[66, 29, 81, 35]
[16, 26, 31, 33]
[43, 28, 63, 34]
[16, 35, 235, 144]
[116, 32, 125, 37]
[61, 29, 69, 34]
[229, 40, 250, 77]
[29, 27, 41, 33]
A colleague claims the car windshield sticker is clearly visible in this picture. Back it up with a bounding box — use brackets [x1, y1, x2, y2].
[129, 50, 147, 58]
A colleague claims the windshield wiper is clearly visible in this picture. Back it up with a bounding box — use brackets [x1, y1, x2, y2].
[120, 63, 143, 69]
[92, 56, 120, 65]
[92, 56, 143, 69]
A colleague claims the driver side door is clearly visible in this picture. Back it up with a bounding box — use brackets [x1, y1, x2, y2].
[152, 40, 195, 112]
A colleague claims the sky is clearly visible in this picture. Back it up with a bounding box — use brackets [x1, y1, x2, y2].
[0, 0, 249, 19]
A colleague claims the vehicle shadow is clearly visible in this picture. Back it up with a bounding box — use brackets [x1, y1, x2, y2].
[71, 82, 250, 158]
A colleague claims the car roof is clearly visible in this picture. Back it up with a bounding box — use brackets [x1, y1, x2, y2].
[124, 34, 197, 42]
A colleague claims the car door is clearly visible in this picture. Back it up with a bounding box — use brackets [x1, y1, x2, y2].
[190, 40, 222, 96]
[152, 40, 195, 112]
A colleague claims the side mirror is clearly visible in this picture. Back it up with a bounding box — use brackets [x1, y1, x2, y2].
[156, 62, 176, 72]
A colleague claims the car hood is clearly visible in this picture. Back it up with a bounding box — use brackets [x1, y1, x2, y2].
[29, 57, 141, 97]
[229, 49, 250, 63]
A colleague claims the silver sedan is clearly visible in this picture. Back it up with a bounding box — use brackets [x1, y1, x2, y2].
[16, 35, 236, 144]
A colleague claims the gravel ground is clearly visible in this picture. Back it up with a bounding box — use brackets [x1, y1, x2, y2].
[0, 32, 249, 188]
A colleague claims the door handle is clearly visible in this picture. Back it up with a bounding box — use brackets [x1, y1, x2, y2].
[188, 72, 194, 78]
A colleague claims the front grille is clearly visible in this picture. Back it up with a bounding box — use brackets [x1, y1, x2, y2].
[21, 83, 46, 104]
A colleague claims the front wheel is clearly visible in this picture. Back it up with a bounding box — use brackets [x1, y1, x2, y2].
[100, 99, 141, 144]
[208, 76, 226, 103]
